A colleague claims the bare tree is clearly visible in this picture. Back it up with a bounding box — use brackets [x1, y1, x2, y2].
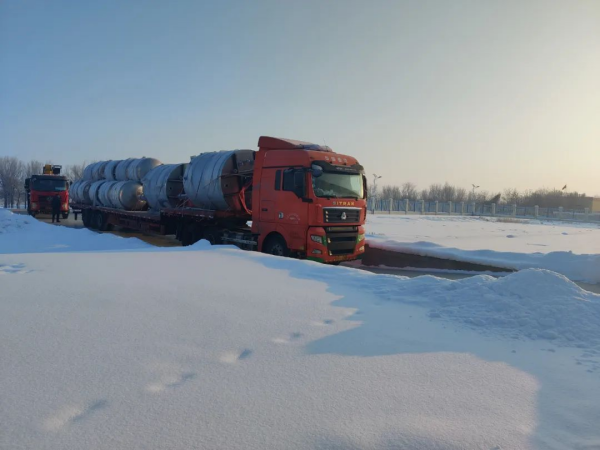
[381, 185, 402, 200]
[0, 157, 25, 208]
[24, 160, 44, 178]
[65, 162, 87, 181]
[400, 182, 418, 200]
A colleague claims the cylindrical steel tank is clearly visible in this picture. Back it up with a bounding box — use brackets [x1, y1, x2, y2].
[98, 181, 119, 207]
[104, 160, 121, 181]
[77, 180, 93, 204]
[70, 180, 82, 202]
[82, 162, 96, 181]
[108, 180, 146, 211]
[115, 159, 135, 181]
[126, 158, 162, 181]
[183, 150, 255, 211]
[88, 180, 106, 206]
[91, 161, 109, 180]
[142, 163, 187, 210]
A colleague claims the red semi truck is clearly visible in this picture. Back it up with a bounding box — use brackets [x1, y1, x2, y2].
[71, 136, 367, 263]
[25, 164, 70, 218]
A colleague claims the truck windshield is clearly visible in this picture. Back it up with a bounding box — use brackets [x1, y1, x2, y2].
[312, 172, 364, 199]
[31, 178, 67, 192]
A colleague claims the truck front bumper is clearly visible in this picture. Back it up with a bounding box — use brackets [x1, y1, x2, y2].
[307, 226, 365, 264]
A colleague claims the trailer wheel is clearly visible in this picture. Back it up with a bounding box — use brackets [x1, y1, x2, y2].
[181, 225, 194, 246]
[82, 210, 92, 228]
[93, 211, 110, 231]
[203, 228, 221, 245]
[263, 235, 289, 257]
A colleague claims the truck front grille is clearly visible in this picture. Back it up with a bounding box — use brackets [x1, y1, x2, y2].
[323, 208, 361, 223]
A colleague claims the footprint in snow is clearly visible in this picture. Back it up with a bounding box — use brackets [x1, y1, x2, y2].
[146, 372, 196, 393]
[311, 319, 335, 326]
[43, 399, 107, 431]
[220, 349, 253, 364]
[273, 332, 304, 344]
[506, 235, 516, 238]
[0, 263, 31, 275]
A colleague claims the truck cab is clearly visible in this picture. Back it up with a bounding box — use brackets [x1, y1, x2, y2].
[25, 165, 70, 218]
[251, 137, 367, 263]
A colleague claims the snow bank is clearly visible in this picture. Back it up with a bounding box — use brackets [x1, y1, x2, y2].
[0, 209, 150, 253]
[366, 215, 600, 283]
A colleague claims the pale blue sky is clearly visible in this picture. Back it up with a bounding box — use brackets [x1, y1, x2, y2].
[1, 0, 599, 195]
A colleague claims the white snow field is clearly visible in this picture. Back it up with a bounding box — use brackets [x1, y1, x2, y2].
[2, 209, 600, 450]
[366, 214, 600, 284]
[0, 208, 151, 254]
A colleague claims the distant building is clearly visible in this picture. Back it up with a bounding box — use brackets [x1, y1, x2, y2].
[579, 197, 600, 212]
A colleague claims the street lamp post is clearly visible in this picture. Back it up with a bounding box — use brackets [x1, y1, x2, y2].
[372, 174, 382, 213]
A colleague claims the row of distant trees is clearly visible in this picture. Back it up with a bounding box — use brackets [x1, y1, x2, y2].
[0, 157, 86, 208]
[373, 182, 589, 209]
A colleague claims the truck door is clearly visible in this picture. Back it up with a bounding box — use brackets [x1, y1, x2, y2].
[275, 169, 309, 251]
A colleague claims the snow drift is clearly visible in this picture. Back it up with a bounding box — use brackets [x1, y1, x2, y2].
[0, 208, 150, 253]
[366, 215, 600, 283]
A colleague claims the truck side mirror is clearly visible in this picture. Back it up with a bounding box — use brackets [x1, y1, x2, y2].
[311, 164, 323, 178]
[293, 171, 306, 198]
[362, 175, 368, 199]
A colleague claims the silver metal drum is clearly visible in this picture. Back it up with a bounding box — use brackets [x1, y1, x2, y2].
[183, 150, 254, 211]
[98, 181, 118, 207]
[88, 180, 106, 206]
[82, 162, 96, 181]
[115, 159, 134, 181]
[142, 163, 187, 210]
[104, 160, 121, 181]
[126, 158, 162, 181]
[69, 180, 82, 202]
[108, 180, 146, 211]
[77, 180, 93, 204]
[91, 161, 109, 180]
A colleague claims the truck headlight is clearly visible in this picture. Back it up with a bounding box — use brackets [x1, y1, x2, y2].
[311, 235, 325, 245]
[31, 202, 38, 209]
[358, 246, 365, 252]
[62, 203, 68, 210]
[356, 233, 365, 243]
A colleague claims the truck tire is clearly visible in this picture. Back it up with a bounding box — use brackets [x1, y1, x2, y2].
[93, 211, 110, 231]
[82, 210, 90, 228]
[180, 224, 194, 246]
[203, 228, 221, 245]
[263, 235, 289, 257]
[28, 209, 37, 218]
[62, 213, 69, 220]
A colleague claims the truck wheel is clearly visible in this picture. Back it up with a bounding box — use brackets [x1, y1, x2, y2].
[203, 228, 221, 245]
[94, 211, 110, 231]
[181, 225, 194, 246]
[28, 210, 37, 218]
[82, 210, 91, 228]
[263, 235, 289, 257]
[62, 213, 69, 220]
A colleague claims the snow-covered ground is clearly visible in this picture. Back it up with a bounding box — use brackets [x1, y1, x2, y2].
[2, 209, 600, 449]
[0, 209, 151, 253]
[367, 214, 600, 284]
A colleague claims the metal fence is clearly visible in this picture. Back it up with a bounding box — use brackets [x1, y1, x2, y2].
[367, 198, 600, 223]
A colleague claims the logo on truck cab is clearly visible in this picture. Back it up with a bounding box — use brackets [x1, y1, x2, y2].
[332, 201, 355, 206]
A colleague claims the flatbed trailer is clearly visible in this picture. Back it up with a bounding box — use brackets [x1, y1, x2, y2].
[72, 202, 257, 249]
